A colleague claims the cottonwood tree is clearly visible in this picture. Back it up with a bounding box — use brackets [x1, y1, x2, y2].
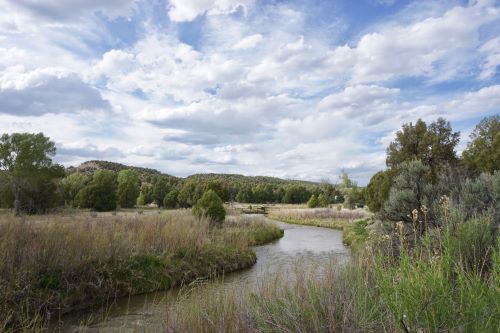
[0, 133, 64, 215]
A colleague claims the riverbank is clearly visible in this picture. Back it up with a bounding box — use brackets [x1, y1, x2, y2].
[0, 210, 283, 331]
[267, 207, 370, 250]
[165, 211, 500, 332]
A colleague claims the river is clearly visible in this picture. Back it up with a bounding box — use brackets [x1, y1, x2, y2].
[57, 218, 350, 332]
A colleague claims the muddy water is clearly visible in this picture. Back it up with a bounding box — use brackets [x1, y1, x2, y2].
[58, 218, 350, 332]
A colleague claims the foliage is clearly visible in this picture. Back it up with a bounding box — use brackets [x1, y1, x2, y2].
[152, 175, 171, 207]
[192, 190, 226, 227]
[0, 133, 64, 215]
[386, 118, 459, 178]
[283, 185, 310, 204]
[163, 189, 179, 209]
[307, 194, 319, 208]
[365, 170, 393, 212]
[317, 193, 329, 207]
[75, 170, 117, 211]
[382, 160, 434, 224]
[117, 170, 140, 208]
[61, 173, 89, 207]
[462, 115, 500, 175]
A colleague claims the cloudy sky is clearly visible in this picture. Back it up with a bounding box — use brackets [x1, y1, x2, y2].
[0, 0, 499, 184]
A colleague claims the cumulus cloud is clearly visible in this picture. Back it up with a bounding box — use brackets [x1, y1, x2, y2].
[0, 67, 109, 116]
[167, 0, 253, 22]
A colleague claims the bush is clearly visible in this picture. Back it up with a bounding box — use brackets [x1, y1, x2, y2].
[193, 190, 226, 227]
[307, 194, 319, 208]
[317, 193, 329, 207]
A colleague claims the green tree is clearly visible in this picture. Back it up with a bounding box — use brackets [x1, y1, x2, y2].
[307, 194, 319, 208]
[163, 189, 179, 209]
[61, 173, 89, 207]
[117, 170, 140, 208]
[462, 115, 500, 175]
[236, 185, 253, 203]
[365, 170, 393, 212]
[386, 118, 459, 178]
[283, 185, 310, 204]
[204, 180, 229, 202]
[192, 190, 226, 227]
[152, 176, 170, 207]
[317, 193, 329, 207]
[0, 133, 64, 215]
[76, 170, 117, 212]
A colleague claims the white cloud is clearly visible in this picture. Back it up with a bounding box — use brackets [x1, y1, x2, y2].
[232, 33, 263, 50]
[327, 0, 499, 83]
[479, 36, 500, 79]
[167, 0, 253, 22]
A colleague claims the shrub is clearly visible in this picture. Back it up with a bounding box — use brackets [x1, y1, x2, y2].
[317, 193, 329, 207]
[307, 194, 319, 208]
[193, 190, 226, 227]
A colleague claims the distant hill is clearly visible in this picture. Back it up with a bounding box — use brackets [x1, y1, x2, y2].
[186, 173, 320, 187]
[67, 160, 177, 182]
[68, 161, 319, 187]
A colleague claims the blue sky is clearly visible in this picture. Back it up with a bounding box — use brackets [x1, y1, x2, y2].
[0, 0, 498, 184]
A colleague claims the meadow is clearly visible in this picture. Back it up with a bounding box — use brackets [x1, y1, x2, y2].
[0, 209, 283, 331]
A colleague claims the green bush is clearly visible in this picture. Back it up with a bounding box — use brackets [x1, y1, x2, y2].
[317, 193, 329, 207]
[307, 194, 319, 208]
[192, 190, 226, 227]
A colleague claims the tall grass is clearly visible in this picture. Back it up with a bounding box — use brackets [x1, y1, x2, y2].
[164, 212, 500, 332]
[267, 207, 368, 229]
[0, 211, 282, 331]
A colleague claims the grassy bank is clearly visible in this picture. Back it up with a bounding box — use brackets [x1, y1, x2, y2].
[0, 211, 282, 331]
[164, 212, 500, 332]
[268, 207, 370, 248]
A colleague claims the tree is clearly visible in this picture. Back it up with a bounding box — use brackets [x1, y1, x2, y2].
[0, 133, 64, 215]
[283, 185, 310, 204]
[163, 189, 179, 209]
[236, 185, 253, 203]
[204, 180, 229, 202]
[152, 176, 170, 207]
[307, 194, 319, 208]
[192, 190, 226, 227]
[317, 193, 329, 207]
[365, 170, 393, 213]
[386, 118, 459, 178]
[462, 115, 500, 175]
[61, 173, 89, 207]
[117, 170, 140, 208]
[75, 170, 117, 212]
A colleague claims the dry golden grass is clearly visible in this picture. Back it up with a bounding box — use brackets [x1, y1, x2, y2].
[0, 210, 282, 331]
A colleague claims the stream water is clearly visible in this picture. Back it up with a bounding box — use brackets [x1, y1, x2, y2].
[57, 217, 350, 332]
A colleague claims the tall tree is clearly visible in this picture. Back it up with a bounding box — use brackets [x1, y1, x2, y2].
[462, 115, 500, 175]
[386, 118, 459, 178]
[117, 170, 140, 208]
[0, 133, 64, 215]
[365, 170, 393, 213]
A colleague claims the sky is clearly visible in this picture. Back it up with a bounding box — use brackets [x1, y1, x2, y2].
[0, 0, 499, 185]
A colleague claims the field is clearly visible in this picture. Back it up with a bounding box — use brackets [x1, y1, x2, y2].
[0, 209, 283, 331]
